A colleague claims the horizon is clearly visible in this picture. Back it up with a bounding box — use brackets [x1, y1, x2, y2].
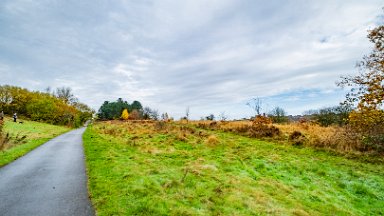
[1, 1, 383, 119]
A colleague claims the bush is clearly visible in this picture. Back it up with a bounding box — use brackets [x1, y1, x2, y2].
[250, 116, 280, 138]
[349, 109, 384, 151]
[289, 131, 306, 146]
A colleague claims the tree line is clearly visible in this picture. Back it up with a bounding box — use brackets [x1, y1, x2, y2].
[0, 85, 93, 127]
[97, 98, 161, 120]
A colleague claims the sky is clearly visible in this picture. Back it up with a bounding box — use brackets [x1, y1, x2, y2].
[0, 0, 383, 119]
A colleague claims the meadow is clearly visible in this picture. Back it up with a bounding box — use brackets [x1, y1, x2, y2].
[0, 118, 70, 167]
[191, 119, 373, 155]
[83, 120, 384, 215]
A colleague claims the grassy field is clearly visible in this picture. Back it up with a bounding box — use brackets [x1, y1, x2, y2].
[83, 121, 384, 216]
[0, 118, 71, 167]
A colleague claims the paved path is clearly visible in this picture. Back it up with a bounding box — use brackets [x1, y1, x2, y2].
[0, 128, 94, 216]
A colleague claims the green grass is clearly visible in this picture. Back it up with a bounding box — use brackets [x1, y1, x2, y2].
[0, 118, 70, 167]
[83, 121, 384, 215]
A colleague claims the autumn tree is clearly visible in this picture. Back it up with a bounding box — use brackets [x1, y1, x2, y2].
[338, 20, 384, 150]
[129, 109, 141, 120]
[0, 85, 92, 127]
[121, 109, 129, 120]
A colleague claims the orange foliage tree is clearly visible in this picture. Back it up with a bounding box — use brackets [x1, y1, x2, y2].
[338, 21, 384, 151]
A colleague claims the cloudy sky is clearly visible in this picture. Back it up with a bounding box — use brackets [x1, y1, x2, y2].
[0, 1, 382, 119]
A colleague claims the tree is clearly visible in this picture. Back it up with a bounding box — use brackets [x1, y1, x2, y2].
[27, 98, 56, 123]
[337, 19, 384, 150]
[219, 112, 228, 121]
[121, 109, 129, 120]
[247, 98, 262, 116]
[150, 109, 159, 120]
[338, 24, 384, 109]
[131, 101, 143, 112]
[0, 85, 13, 106]
[305, 105, 352, 127]
[142, 107, 159, 120]
[268, 107, 288, 123]
[161, 112, 169, 121]
[129, 109, 141, 120]
[97, 98, 130, 120]
[205, 114, 215, 121]
[0, 85, 91, 127]
[55, 87, 77, 105]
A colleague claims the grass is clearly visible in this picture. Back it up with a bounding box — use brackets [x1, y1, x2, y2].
[83, 121, 384, 215]
[0, 118, 71, 167]
[192, 120, 371, 153]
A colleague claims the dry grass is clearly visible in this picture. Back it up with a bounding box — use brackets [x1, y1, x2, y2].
[191, 120, 366, 153]
[95, 119, 373, 154]
[205, 135, 220, 147]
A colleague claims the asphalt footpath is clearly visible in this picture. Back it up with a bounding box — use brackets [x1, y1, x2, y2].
[0, 127, 94, 216]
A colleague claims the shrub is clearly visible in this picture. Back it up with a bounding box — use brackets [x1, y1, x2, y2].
[250, 124, 280, 138]
[250, 115, 280, 138]
[289, 131, 306, 146]
[129, 109, 141, 120]
[349, 109, 384, 151]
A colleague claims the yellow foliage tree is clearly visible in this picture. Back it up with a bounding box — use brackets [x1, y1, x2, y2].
[121, 109, 129, 120]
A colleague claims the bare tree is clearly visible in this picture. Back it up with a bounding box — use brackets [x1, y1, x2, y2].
[246, 98, 262, 116]
[44, 86, 51, 94]
[142, 107, 159, 120]
[219, 111, 228, 121]
[55, 87, 77, 104]
[150, 109, 159, 120]
[268, 106, 288, 123]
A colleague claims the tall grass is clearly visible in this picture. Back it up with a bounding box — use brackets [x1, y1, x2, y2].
[191, 120, 370, 154]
